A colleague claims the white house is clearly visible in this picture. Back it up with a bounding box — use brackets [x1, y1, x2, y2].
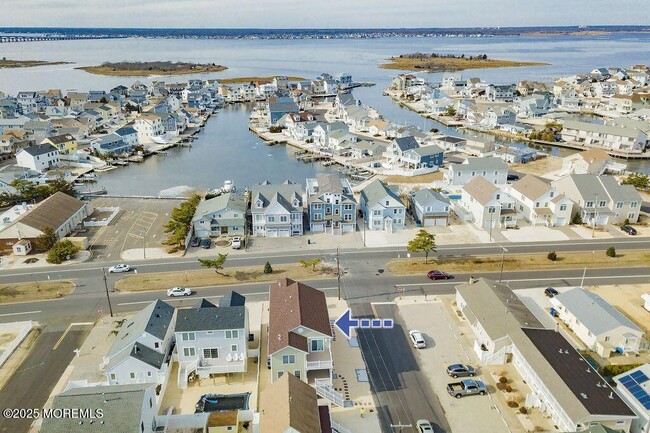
[251, 180, 304, 237]
[613, 364, 650, 433]
[562, 149, 627, 176]
[561, 120, 648, 153]
[15, 143, 59, 172]
[444, 157, 508, 187]
[134, 114, 165, 144]
[192, 193, 247, 238]
[359, 179, 406, 232]
[550, 287, 644, 357]
[458, 176, 518, 229]
[508, 175, 573, 226]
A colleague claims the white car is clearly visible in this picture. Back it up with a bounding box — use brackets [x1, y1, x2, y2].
[409, 330, 426, 349]
[416, 420, 434, 433]
[167, 287, 192, 297]
[108, 264, 130, 273]
[231, 236, 242, 250]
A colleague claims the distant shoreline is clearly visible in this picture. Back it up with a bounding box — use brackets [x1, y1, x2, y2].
[380, 55, 549, 72]
[77, 61, 228, 77]
[219, 76, 305, 84]
[0, 59, 71, 69]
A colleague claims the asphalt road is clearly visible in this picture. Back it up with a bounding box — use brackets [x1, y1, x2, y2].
[0, 325, 90, 433]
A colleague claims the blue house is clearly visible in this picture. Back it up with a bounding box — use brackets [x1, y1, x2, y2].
[401, 145, 444, 170]
[268, 99, 299, 125]
[306, 174, 357, 235]
[92, 133, 134, 155]
[128, 91, 148, 105]
[87, 90, 107, 103]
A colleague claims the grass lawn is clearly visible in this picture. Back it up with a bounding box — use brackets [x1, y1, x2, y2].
[115, 264, 335, 292]
[380, 56, 548, 72]
[0, 281, 75, 304]
[387, 250, 650, 275]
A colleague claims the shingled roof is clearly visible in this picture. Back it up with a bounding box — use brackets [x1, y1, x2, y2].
[16, 192, 86, 232]
[260, 373, 321, 433]
[268, 278, 331, 355]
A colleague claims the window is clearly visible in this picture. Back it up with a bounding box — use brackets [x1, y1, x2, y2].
[628, 212, 635, 219]
[344, 214, 352, 221]
[181, 332, 196, 341]
[550, 191, 555, 198]
[282, 354, 296, 364]
[203, 348, 219, 358]
[267, 216, 275, 223]
[488, 207, 496, 214]
[280, 216, 288, 223]
[314, 213, 322, 220]
[615, 201, 623, 209]
[598, 200, 606, 207]
[396, 219, 402, 224]
[560, 204, 567, 211]
[373, 220, 380, 226]
[277, 371, 284, 379]
[311, 339, 324, 352]
[255, 214, 263, 221]
[631, 201, 638, 208]
[343, 204, 353, 210]
[496, 194, 501, 200]
[334, 208, 340, 215]
[586, 201, 594, 208]
[183, 347, 196, 357]
[457, 171, 461, 177]
[373, 210, 381, 216]
[110, 373, 116, 381]
[385, 201, 390, 206]
[129, 372, 136, 380]
[535, 202, 540, 207]
[294, 370, 301, 379]
[313, 203, 322, 210]
[231, 344, 238, 352]
[154, 342, 160, 349]
[147, 371, 152, 377]
[292, 213, 301, 220]
[206, 331, 213, 335]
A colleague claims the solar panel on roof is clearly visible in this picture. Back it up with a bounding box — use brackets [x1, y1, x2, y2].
[630, 371, 649, 383]
[620, 376, 635, 385]
[632, 390, 648, 399]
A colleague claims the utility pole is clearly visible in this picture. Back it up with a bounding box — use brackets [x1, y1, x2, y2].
[336, 247, 341, 301]
[102, 267, 114, 317]
[141, 232, 146, 260]
[592, 193, 598, 239]
[499, 245, 508, 282]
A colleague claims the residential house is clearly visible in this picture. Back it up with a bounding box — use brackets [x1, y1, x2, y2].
[40, 384, 158, 433]
[458, 176, 518, 229]
[551, 174, 642, 225]
[268, 278, 333, 384]
[104, 300, 175, 388]
[508, 175, 573, 226]
[456, 278, 636, 432]
[400, 145, 444, 170]
[16, 91, 44, 114]
[115, 126, 139, 147]
[0, 117, 29, 134]
[41, 134, 77, 155]
[516, 94, 553, 118]
[444, 157, 508, 186]
[612, 365, 650, 433]
[268, 100, 299, 125]
[15, 143, 59, 172]
[176, 296, 249, 388]
[382, 136, 419, 163]
[359, 179, 406, 232]
[23, 120, 55, 144]
[562, 148, 627, 175]
[467, 102, 516, 129]
[557, 88, 581, 110]
[486, 84, 516, 102]
[306, 174, 357, 235]
[429, 135, 467, 152]
[91, 133, 133, 156]
[192, 193, 247, 238]
[409, 189, 451, 227]
[134, 114, 164, 143]
[551, 287, 644, 357]
[0, 192, 92, 252]
[251, 180, 304, 237]
[312, 121, 348, 147]
[561, 120, 649, 153]
[65, 92, 89, 112]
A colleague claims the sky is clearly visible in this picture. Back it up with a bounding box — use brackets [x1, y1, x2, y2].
[0, 0, 648, 29]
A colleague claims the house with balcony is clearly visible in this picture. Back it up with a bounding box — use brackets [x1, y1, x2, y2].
[486, 84, 516, 102]
[176, 295, 249, 388]
[268, 278, 333, 386]
[561, 120, 648, 153]
[306, 174, 357, 235]
[360, 179, 406, 232]
[192, 193, 247, 238]
[444, 157, 508, 187]
[134, 114, 165, 144]
[15, 143, 59, 172]
[508, 175, 573, 227]
[251, 180, 304, 237]
[551, 174, 642, 226]
[382, 136, 419, 164]
[103, 300, 175, 392]
[550, 287, 644, 358]
[409, 189, 451, 227]
[400, 144, 444, 170]
[561, 148, 627, 176]
[458, 176, 518, 229]
[41, 133, 77, 156]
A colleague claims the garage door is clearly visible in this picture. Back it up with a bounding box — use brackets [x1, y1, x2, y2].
[267, 229, 278, 238]
[483, 219, 493, 229]
[434, 218, 446, 226]
[423, 218, 435, 227]
[279, 229, 291, 237]
[556, 217, 566, 226]
[597, 215, 608, 226]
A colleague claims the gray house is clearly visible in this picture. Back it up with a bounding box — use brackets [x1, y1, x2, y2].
[360, 179, 406, 232]
[176, 295, 249, 388]
[251, 180, 304, 237]
[103, 300, 175, 390]
[410, 189, 451, 226]
[192, 193, 247, 238]
[306, 174, 357, 235]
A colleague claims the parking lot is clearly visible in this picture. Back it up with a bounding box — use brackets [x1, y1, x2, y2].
[86, 197, 181, 261]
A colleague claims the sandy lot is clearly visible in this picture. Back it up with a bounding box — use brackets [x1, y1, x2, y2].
[589, 283, 650, 334]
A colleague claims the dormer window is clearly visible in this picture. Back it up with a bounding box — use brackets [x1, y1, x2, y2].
[292, 200, 299, 207]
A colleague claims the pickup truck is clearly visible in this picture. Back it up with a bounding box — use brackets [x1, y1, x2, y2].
[447, 379, 486, 398]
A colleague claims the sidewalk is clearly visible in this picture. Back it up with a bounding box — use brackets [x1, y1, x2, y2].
[0, 250, 91, 271]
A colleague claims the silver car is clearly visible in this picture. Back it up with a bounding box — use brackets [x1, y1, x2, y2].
[409, 330, 426, 349]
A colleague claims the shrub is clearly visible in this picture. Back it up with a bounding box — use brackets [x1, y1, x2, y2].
[46, 239, 80, 264]
[263, 261, 273, 274]
[507, 400, 519, 408]
[505, 385, 513, 393]
[547, 251, 557, 261]
[571, 212, 583, 225]
[519, 407, 528, 414]
[602, 363, 643, 377]
[499, 376, 508, 384]
[623, 218, 630, 226]
[606, 247, 616, 258]
[496, 382, 507, 391]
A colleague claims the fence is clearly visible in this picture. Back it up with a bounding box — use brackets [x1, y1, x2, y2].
[83, 207, 120, 227]
[0, 321, 35, 368]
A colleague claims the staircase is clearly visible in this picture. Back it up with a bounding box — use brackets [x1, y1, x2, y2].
[331, 420, 354, 433]
[314, 379, 348, 408]
[177, 360, 198, 389]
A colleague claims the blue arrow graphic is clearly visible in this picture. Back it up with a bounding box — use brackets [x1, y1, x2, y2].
[334, 309, 393, 338]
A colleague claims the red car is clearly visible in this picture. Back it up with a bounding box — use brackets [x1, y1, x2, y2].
[427, 270, 451, 280]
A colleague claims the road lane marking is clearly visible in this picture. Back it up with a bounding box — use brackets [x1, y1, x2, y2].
[0, 310, 41, 317]
[53, 323, 74, 350]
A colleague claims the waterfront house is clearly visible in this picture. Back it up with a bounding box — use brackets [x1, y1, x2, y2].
[104, 300, 175, 389]
[342, 105, 373, 132]
[359, 179, 406, 232]
[0, 192, 92, 252]
[268, 99, 299, 125]
[91, 133, 133, 156]
[134, 114, 165, 144]
[333, 93, 357, 118]
[550, 287, 643, 357]
[16, 91, 45, 114]
[312, 121, 348, 147]
[428, 135, 467, 152]
[495, 144, 538, 164]
[41, 384, 158, 433]
[455, 278, 636, 432]
[348, 140, 385, 159]
[192, 193, 247, 238]
[41, 133, 77, 155]
[515, 94, 553, 118]
[466, 102, 516, 129]
[65, 92, 88, 112]
[444, 157, 508, 187]
[409, 189, 451, 227]
[458, 176, 518, 229]
[176, 296, 249, 388]
[561, 148, 627, 175]
[115, 126, 139, 147]
[400, 144, 444, 170]
[507, 175, 573, 226]
[268, 278, 333, 384]
[15, 143, 59, 172]
[128, 90, 149, 106]
[551, 174, 642, 225]
[382, 135, 419, 163]
[251, 180, 304, 237]
[87, 90, 107, 103]
[306, 174, 357, 235]
[486, 84, 516, 102]
[592, 81, 617, 98]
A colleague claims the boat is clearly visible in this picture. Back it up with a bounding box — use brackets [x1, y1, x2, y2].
[207, 180, 236, 197]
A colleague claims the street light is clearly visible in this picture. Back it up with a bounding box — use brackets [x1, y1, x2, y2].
[140, 231, 146, 259]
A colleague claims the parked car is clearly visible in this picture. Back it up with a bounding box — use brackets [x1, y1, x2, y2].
[108, 264, 130, 273]
[190, 237, 200, 247]
[409, 330, 426, 349]
[507, 174, 520, 181]
[446, 364, 476, 378]
[427, 270, 451, 280]
[621, 225, 637, 235]
[416, 420, 434, 433]
[200, 238, 211, 249]
[167, 287, 192, 297]
[447, 379, 486, 398]
[231, 236, 242, 249]
[544, 287, 559, 297]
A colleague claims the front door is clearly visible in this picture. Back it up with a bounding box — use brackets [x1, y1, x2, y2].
[384, 217, 393, 233]
[220, 227, 228, 234]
